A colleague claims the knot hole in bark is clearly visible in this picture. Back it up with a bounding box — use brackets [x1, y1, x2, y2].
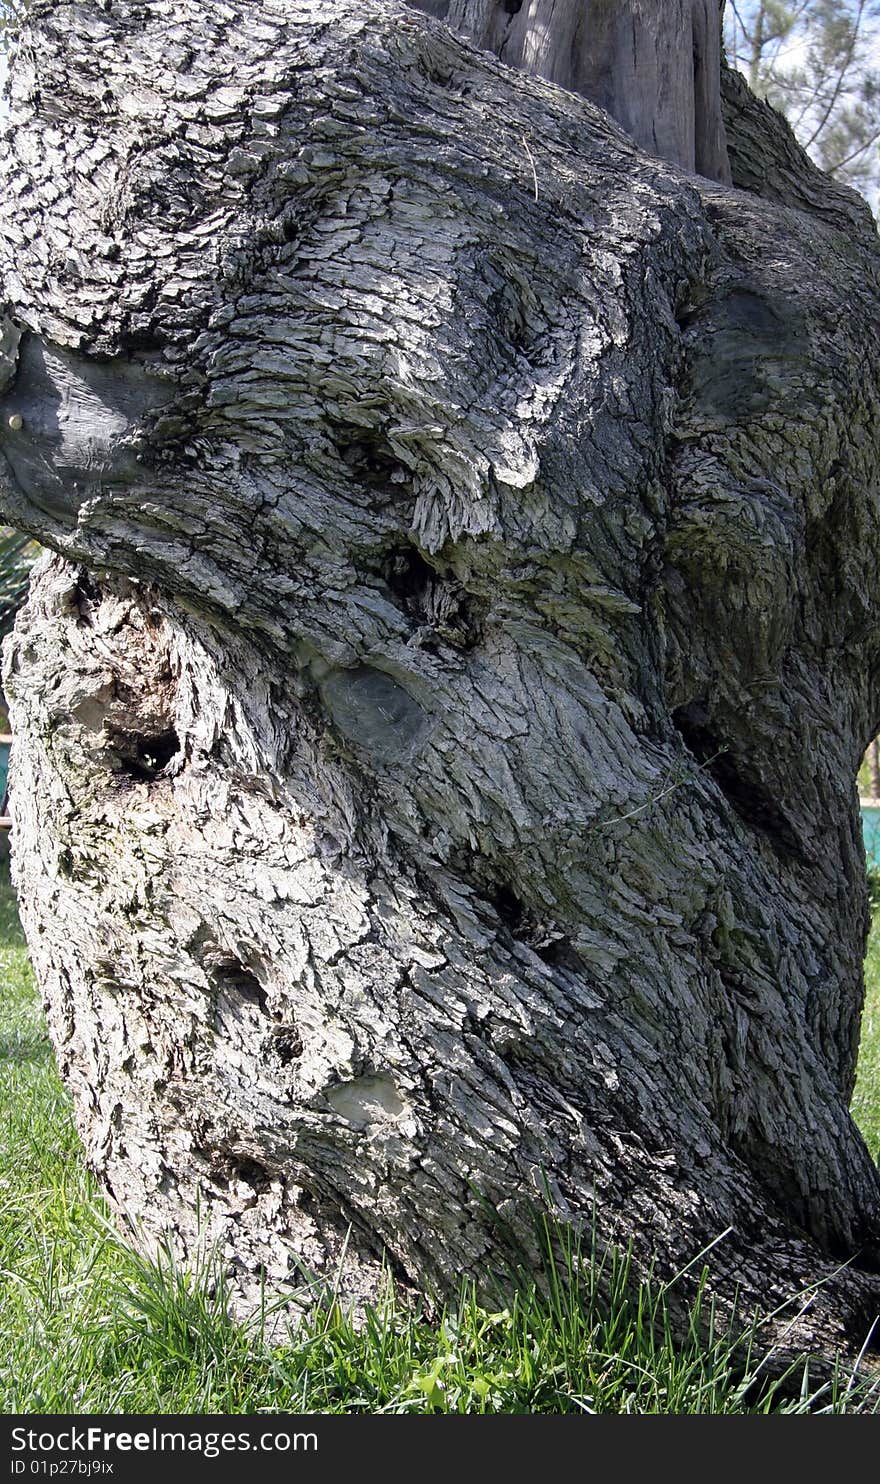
[487, 880, 527, 934]
[341, 435, 410, 505]
[386, 545, 487, 651]
[479, 873, 580, 968]
[196, 939, 303, 1063]
[72, 570, 103, 623]
[207, 955, 269, 1015]
[109, 726, 179, 782]
[672, 702, 805, 861]
[271, 1025, 304, 1064]
[210, 1151, 272, 1196]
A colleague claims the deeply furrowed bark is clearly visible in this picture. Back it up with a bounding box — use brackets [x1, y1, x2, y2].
[1, 0, 880, 1360]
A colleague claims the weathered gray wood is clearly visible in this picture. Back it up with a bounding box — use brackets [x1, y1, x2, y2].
[1, 0, 880, 1362]
[408, 0, 732, 180]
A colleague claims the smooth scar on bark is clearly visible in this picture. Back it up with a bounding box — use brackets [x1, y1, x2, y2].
[1, 0, 880, 1364]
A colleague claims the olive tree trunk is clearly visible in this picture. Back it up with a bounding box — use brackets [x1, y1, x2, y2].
[1, 0, 880, 1360]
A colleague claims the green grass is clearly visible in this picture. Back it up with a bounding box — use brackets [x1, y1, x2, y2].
[1, 870, 879, 1414]
[852, 886, 880, 1162]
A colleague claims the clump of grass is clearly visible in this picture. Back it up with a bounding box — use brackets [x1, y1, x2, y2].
[1, 868, 879, 1414]
[4, 1208, 879, 1415]
[853, 902, 880, 1162]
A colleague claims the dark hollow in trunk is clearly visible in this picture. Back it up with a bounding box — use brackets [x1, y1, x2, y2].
[1, 0, 879, 1363]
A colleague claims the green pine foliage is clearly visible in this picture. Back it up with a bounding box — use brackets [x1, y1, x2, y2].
[726, 1, 880, 202]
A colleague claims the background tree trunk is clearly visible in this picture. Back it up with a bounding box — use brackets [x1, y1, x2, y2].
[409, 0, 732, 180]
[1, 0, 880, 1360]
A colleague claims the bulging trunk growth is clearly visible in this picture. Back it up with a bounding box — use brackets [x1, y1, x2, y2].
[1, 0, 880, 1359]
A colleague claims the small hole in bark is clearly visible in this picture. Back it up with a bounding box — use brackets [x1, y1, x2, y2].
[672, 703, 804, 859]
[503, 0, 523, 12]
[111, 727, 179, 780]
[272, 1024, 303, 1064]
[386, 545, 436, 608]
[340, 436, 408, 502]
[212, 958, 269, 1014]
[213, 1152, 272, 1194]
[486, 882, 527, 934]
[73, 570, 102, 622]
[672, 701, 723, 767]
[674, 281, 710, 330]
[117, 324, 165, 354]
[385, 544, 487, 651]
[536, 936, 584, 972]
[231, 1155, 271, 1192]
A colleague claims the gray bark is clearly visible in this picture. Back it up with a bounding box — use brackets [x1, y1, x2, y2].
[409, 0, 732, 181]
[1, 0, 880, 1361]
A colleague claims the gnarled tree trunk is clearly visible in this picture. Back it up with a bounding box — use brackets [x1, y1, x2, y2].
[1, 0, 880, 1360]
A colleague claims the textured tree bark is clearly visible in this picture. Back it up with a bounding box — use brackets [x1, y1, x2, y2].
[1, 0, 880, 1361]
[409, 0, 732, 181]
